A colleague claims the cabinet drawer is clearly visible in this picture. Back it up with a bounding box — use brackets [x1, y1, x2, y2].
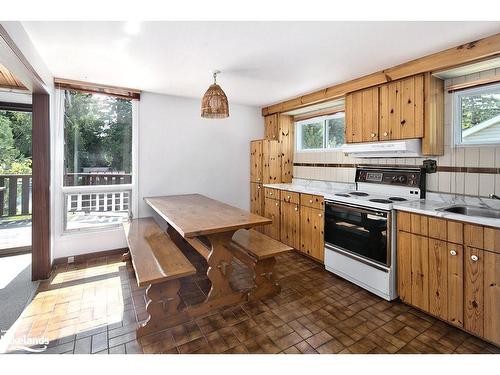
[464, 224, 484, 249]
[281, 190, 300, 204]
[484, 227, 500, 254]
[397, 211, 411, 232]
[428, 217, 447, 241]
[264, 187, 279, 199]
[411, 214, 428, 236]
[300, 193, 324, 210]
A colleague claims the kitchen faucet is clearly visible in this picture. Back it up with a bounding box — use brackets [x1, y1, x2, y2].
[489, 194, 500, 200]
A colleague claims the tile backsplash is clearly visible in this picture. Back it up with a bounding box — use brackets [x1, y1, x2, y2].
[293, 67, 500, 197]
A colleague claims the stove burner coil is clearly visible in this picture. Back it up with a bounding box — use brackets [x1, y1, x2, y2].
[334, 193, 350, 197]
[369, 198, 392, 204]
[389, 197, 407, 201]
[349, 192, 369, 196]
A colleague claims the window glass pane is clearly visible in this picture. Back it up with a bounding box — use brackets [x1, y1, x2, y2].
[326, 112, 345, 148]
[65, 191, 130, 231]
[300, 122, 324, 149]
[459, 85, 500, 145]
[64, 91, 133, 186]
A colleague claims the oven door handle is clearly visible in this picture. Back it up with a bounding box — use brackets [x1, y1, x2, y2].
[325, 201, 388, 216]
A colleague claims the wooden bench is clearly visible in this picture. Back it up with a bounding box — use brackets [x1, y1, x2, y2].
[229, 229, 293, 301]
[123, 217, 196, 337]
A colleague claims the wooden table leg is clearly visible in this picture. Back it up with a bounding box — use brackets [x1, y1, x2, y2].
[248, 257, 281, 302]
[137, 279, 187, 338]
[205, 231, 243, 301]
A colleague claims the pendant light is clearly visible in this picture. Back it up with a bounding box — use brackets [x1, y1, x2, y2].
[201, 70, 229, 119]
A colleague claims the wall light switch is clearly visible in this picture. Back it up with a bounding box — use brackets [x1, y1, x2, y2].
[68, 256, 75, 264]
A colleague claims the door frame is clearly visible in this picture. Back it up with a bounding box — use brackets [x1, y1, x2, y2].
[0, 25, 51, 280]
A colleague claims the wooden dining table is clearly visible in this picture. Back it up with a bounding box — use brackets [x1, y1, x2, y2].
[144, 194, 272, 321]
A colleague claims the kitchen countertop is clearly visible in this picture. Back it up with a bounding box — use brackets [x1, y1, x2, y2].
[393, 193, 500, 229]
[264, 180, 500, 229]
[263, 179, 355, 199]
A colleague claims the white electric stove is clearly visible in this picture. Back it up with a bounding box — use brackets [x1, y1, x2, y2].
[324, 166, 426, 301]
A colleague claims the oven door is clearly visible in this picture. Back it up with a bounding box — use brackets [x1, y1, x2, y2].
[324, 201, 391, 268]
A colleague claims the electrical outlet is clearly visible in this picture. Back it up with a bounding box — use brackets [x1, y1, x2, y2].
[68, 256, 75, 264]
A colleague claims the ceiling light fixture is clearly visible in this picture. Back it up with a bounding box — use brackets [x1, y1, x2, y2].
[201, 70, 229, 119]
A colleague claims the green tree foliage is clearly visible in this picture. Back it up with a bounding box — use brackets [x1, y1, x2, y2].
[64, 91, 132, 173]
[301, 122, 324, 149]
[0, 110, 32, 174]
[461, 94, 500, 129]
[0, 115, 18, 169]
[327, 118, 345, 148]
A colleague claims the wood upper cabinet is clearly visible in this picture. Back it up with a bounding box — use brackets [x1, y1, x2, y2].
[264, 114, 279, 140]
[345, 73, 443, 155]
[263, 197, 280, 240]
[280, 201, 300, 249]
[278, 115, 294, 183]
[345, 86, 379, 143]
[251, 139, 281, 184]
[300, 205, 324, 262]
[379, 74, 424, 140]
[250, 140, 262, 183]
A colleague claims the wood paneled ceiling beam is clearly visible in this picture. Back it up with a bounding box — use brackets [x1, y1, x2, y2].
[261, 32, 500, 116]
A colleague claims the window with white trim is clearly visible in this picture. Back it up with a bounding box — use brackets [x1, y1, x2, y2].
[296, 112, 345, 151]
[453, 83, 500, 146]
[61, 90, 136, 232]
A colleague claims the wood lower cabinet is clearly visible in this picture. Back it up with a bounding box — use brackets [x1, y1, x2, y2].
[464, 247, 484, 337]
[250, 182, 263, 216]
[280, 201, 300, 249]
[300, 206, 324, 262]
[397, 210, 500, 346]
[410, 234, 429, 311]
[447, 242, 464, 327]
[263, 197, 280, 240]
[484, 251, 500, 345]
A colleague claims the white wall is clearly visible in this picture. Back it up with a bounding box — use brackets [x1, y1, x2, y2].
[138, 92, 263, 217]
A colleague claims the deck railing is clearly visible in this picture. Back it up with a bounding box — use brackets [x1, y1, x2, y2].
[0, 174, 32, 218]
[64, 173, 132, 186]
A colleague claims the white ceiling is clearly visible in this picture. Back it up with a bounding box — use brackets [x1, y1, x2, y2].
[22, 21, 500, 107]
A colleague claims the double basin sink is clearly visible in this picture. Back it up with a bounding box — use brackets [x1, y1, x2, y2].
[436, 205, 500, 219]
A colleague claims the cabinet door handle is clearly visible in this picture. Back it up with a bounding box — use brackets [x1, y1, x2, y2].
[318, 213, 322, 217]
[269, 192, 272, 195]
[257, 186, 261, 189]
[450, 250, 457, 256]
[275, 202, 279, 206]
[294, 206, 298, 211]
[257, 177, 261, 181]
[287, 195, 290, 199]
[383, 132, 388, 137]
[371, 133, 376, 138]
[309, 199, 313, 203]
[471, 255, 479, 262]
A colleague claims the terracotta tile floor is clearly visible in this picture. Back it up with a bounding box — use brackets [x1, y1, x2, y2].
[3, 248, 499, 354]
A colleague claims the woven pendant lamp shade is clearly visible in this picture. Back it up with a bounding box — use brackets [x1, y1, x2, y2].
[201, 71, 229, 119]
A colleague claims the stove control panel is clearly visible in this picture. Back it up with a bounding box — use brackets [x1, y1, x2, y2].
[356, 168, 424, 189]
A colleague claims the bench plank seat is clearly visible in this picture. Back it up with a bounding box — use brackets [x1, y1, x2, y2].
[231, 229, 293, 260]
[123, 218, 196, 288]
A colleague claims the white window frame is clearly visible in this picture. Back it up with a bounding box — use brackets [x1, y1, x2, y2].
[295, 112, 345, 152]
[452, 82, 500, 147]
[55, 90, 139, 234]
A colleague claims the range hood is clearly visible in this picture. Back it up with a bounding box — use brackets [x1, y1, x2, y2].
[340, 139, 422, 158]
